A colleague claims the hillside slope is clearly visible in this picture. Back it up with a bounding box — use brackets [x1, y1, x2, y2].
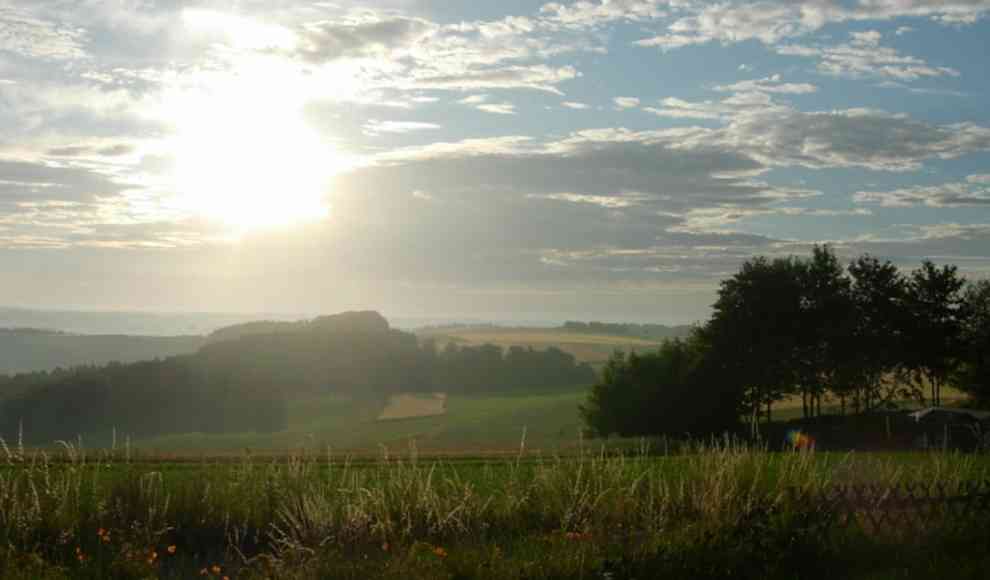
[0, 329, 204, 374]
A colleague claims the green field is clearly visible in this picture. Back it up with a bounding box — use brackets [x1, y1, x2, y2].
[135, 386, 590, 453]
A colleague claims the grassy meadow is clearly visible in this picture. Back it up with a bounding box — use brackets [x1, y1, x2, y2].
[1, 442, 989, 579]
[134, 386, 589, 453]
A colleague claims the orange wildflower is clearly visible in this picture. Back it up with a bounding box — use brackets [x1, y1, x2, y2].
[211, 564, 222, 574]
[433, 546, 448, 558]
[167, 545, 177, 555]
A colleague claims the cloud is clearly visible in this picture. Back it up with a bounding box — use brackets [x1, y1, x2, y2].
[458, 94, 489, 105]
[539, 0, 668, 28]
[0, 158, 127, 203]
[562, 101, 590, 109]
[645, 98, 728, 120]
[643, 87, 990, 171]
[854, 175, 990, 207]
[455, 94, 516, 115]
[613, 96, 640, 109]
[403, 65, 579, 94]
[0, 4, 89, 60]
[634, 1, 989, 51]
[45, 143, 137, 158]
[777, 32, 960, 81]
[296, 14, 435, 62]
[718, 108, 990, 171]
[476, 102, 517, 115]
[362, 120, 443, 135]
[713, 74, 818, 94]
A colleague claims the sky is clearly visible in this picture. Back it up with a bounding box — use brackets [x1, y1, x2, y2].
[1, 0, 989, 324]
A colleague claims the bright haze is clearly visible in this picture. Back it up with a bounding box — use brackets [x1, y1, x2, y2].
[1, 1, 989, 324]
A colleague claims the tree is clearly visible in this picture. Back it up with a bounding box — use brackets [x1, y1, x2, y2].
[794, 245, 856, 418]
[955, 279, 990, 403]
[847, 254, 910, 411]
[902, 261, 967, 407]
[706, 255, 805, 432]
[580, 334, 740, 438]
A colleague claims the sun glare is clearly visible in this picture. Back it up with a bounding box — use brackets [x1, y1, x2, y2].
[164, 14, 344, 231]
[169, 96, 333, 230]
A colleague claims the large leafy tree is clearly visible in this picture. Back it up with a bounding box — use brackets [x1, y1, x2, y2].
[580, 333, 741, 438]
[794, 245, 857, 418]
[955, 279, 990, 403]
[903, 261, 967, 407]
[706, 255, 805, 430]
[847, 255, 910, 411]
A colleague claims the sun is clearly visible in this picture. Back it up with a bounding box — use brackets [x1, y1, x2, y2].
[162, 44, 342, 231]
[170, 102, 332, 230]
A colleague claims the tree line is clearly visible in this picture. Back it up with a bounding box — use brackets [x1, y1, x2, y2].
[582, 246, 990, 438]
[560, 321, 693, 340]
[0, 312, 595, 443]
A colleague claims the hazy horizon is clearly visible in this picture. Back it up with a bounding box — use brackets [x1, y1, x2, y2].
[0, 304, 703, 336]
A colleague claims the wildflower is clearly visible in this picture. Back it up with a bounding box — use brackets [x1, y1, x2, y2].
[167, 545, 177, 555]
[149, 550, 158, 561]
[382, 542, 390, 552]
[433, 546, 448, 559]
[199, 568, 209, 576]
[97, 528, 106, 538]
[211, 564, 223, 574]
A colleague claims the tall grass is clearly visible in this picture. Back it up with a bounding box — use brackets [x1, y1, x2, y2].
[0, 439, 987, 578]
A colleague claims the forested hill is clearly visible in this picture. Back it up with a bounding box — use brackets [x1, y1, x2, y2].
[204, 310, 389, 343]
[0, 328, 205, 374]
[0, 311, 595, 444]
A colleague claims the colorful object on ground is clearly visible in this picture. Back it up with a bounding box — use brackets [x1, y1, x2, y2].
[787, 430, 815, 450]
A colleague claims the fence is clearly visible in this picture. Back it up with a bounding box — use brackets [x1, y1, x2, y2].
[785, 481, 990, 532]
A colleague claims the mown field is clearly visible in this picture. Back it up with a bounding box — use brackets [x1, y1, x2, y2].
[0, 443, 989, 579]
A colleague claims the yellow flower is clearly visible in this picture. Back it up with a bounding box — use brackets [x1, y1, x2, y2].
[167, 545, 177, 555]
[211, 564, 222, 574]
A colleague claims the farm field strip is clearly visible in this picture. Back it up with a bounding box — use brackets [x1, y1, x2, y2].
[378, 392, 448, 421]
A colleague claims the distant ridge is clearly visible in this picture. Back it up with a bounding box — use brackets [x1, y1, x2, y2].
[207, 311, 389, 343]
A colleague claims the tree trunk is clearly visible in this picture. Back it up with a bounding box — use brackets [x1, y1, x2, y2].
[929, 372, 937, 407]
